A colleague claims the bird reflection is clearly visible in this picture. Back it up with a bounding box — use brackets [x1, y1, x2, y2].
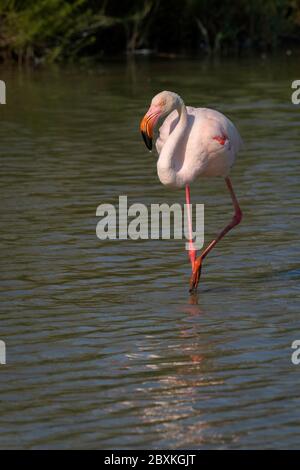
[138, 318, 223, 447]
[175, 290, 204, 315]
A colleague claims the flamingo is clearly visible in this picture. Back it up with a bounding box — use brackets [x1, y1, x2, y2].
[140, 91, 243, 293]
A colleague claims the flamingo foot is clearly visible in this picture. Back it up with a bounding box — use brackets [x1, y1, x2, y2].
[189, 257, 203, 293]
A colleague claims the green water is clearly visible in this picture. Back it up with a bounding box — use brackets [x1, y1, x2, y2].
[0, 57, 300, 449]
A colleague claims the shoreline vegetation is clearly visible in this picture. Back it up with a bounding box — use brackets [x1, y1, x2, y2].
[0, 0, 300, 65]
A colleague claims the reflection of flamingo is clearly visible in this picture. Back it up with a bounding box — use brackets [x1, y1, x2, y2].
[140, 91, 243, 293]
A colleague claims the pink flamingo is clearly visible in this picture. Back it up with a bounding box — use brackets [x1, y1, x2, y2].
[140, 91, 243, 293]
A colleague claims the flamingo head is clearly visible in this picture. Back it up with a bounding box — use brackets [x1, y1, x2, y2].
[140, 91, 181, 150]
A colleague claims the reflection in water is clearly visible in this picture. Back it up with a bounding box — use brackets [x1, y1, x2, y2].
[140, 318, 224, 448]
[0, 57, 300, 449]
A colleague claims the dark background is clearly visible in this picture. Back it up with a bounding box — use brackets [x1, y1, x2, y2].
[1, 0, 300, 64]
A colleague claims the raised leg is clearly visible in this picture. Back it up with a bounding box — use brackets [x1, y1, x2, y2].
[185, 185, 196, 270]
[189, 176, 242, 292]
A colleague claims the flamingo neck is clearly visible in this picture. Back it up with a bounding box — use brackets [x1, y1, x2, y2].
[157, 100, 188, 187]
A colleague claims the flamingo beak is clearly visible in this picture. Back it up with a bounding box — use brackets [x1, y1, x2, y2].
[140, 106, 161, 151]
[140, 121, 153, 150]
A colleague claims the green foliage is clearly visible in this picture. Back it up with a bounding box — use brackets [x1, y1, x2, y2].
[0, 0, 299, 63]
[0, 0, 92, 62]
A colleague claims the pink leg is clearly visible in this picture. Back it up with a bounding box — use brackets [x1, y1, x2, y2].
[189, 177, 242, 292]
[185, 185, 196, 270]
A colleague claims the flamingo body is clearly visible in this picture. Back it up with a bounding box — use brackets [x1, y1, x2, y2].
[139, 91, 243, 293]
[156, 106, 243, 188]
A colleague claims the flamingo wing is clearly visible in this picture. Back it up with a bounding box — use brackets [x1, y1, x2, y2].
[155, 107, 243, 181]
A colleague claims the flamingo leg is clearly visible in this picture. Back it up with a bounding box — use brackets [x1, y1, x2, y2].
[185, 185, 196, 271]
[189, 176, 242, 292]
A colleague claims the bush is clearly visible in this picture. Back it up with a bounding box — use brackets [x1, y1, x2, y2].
[0, 0, 299, 64]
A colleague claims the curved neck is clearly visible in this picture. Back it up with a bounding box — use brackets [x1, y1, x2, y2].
[157, 101, 188, 186]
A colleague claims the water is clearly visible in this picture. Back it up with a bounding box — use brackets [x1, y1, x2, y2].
[0, 57, 300, 449]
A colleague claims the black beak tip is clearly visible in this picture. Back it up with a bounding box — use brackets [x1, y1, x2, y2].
[141, 131, 152, 151]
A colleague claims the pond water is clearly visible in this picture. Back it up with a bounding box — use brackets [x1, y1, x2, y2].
[0, 56, 300, 449]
